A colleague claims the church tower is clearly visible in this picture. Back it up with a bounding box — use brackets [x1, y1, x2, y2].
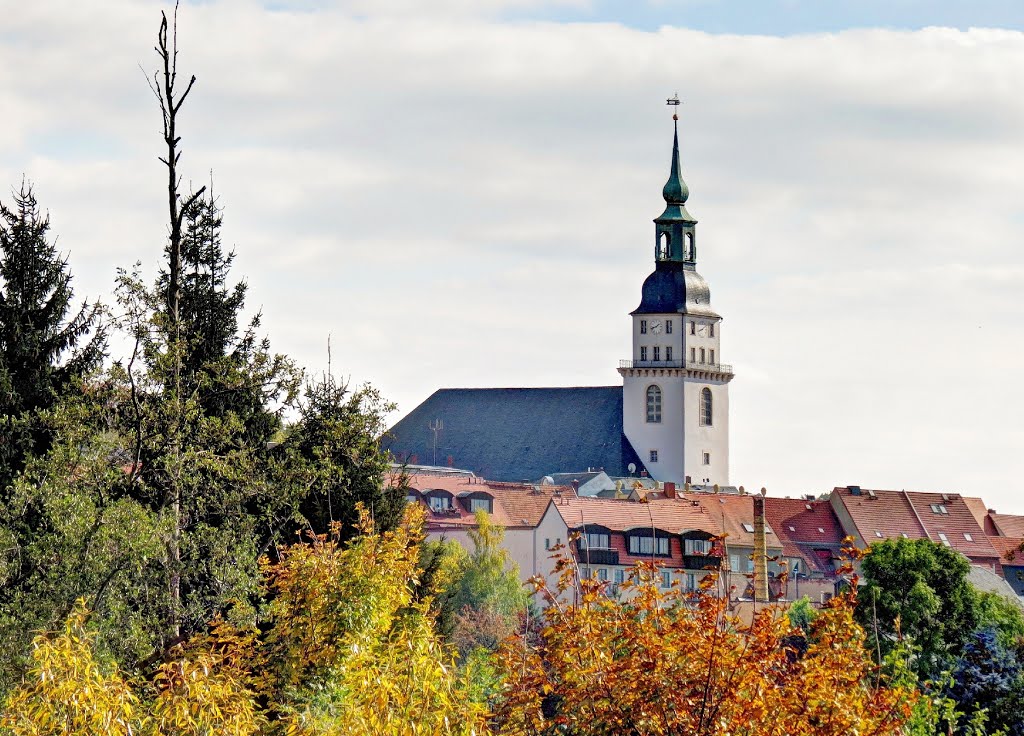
[619, 113, 733, 486]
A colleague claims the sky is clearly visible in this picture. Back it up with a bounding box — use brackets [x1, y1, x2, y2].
[2, 1, 1024, 512]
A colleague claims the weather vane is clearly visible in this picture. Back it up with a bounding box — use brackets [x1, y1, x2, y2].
[666, 93, 681, 121]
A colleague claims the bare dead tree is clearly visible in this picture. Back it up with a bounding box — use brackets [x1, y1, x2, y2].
[142, 1, 205, 639]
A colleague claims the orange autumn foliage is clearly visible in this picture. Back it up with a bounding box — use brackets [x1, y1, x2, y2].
[493, 551, 918, 736]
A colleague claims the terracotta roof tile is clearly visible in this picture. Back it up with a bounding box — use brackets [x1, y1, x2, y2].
[763, 497, 846, 574]
[693, 494, 783, 551]
[988, 537, 1024, 564]
[403, 474, 570, 530]
[552, 495, 723, 538]
[990, 513, 1024, 538]
[830, 487, 999, 563]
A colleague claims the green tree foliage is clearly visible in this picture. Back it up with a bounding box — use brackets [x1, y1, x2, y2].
[284, 373, 405, 540]
[0, 182, 105, 491]
[857, 537, 980, 676]
[1, 505, 488, 736]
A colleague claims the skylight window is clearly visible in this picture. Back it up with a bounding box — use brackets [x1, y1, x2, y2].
[930, 504, 949, 515]
[938, 533, 951, 547]
[875, 531, 883, 538]
[964, 533, 974, 542]
[817, 527, 825, 534]
[788, 526, 796, 532]
[742, 523, 755, 533]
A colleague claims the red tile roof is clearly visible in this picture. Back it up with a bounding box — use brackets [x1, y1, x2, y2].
[693, 493, 783, 551]
[403, 474, 569, 530]
[988, 537, 1024, 564]
[763, 497, 846, 574]
[552, 495, 723, 537]
[830, 487, 999, 564]
[989, 513, 1024, 538]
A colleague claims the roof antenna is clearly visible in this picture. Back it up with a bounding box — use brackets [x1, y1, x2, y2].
[428, 418, 443, 467]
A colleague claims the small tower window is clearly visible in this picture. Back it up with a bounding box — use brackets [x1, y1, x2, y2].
[702, 451, 711, 465]
[700, 387, 713, 426]
[640, 320, 647, 335]
[646, 385, 662, 423]
[684, 232, 694, 260]
[640, 346, 648, 361]
[690, 347, 696, 362]
[699, 348, 705, 364]
[665, 346, 673, 361]
[709, 323, 715, 337]
[653, 346, 660, 361]
[666, 320, 672, 334]
[709, 349, 715, 364]
[658, 232, 669, 260]
[649, 450, 658, 463]
[689, 321, 696, 335]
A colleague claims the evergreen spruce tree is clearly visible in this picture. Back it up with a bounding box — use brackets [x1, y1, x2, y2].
[0, 182, 105, 491]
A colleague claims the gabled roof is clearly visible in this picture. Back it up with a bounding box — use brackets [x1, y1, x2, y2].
[988, 537, 1024, 565]
[551, 495, 722, 537]
[384, 387, 646, 482]
[989, 513, 1024, 538]
[763, 497, 846, 575]
[829, 487, 999, 562]
[404, 474, 568, 530]
[694, 493, 783, 551]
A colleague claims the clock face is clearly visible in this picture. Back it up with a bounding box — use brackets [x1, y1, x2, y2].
[650, 319, 663, 334]
[696, 323, 708, 337]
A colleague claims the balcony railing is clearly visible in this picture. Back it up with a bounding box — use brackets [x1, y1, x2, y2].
[619, 359, 734, 374]
[574, 546, 620, 566]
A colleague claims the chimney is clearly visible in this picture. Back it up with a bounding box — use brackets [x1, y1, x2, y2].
[641, 470, 648, 477]
[664, 482, 676, 499]
[753, 488, 770, 604]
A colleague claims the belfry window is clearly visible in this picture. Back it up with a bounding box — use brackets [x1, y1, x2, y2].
[658, 233, 669, 260]
[684, 233, 693, 260]
[646, 385, 662, 423]
[640, 320, 647, 335]
[700, 388, 713, 426]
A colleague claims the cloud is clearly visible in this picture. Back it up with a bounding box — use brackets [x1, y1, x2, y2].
[2, 2, 1023, 509]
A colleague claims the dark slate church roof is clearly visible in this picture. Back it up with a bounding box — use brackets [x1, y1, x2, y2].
[383, 387, 647, 482]
[633, 261, 719, 318]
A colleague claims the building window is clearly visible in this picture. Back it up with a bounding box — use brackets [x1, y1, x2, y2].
[690, 321, 696, 335]
[597, 568, 609, 581]
[709, 349, 715, 364]
[544, 538, 551, 550]
[690, 347, 696, 362]
[665, 346, 673, 361]
[685, 573, 697, 590]
[702, 451, 710, 465]
[613, 569, 625, 585]
[653, 346, 660, 361]
[629, 535, 669, 556]
[930, 504, 948, 515]
[660, 571, 672, 588]
[649, 450, 658, 463]
[584, 532, 610, 549]
[684, 538, 713, 555]
[964, 533, 974, 541]
[699, 348, 706, 364]
[640, 346, 648, 361]
[742, 523, 755, 534]
[666, 320, 673, 334]
[428, 495, 451, 511]
[729, 554, 741, 571]
[658, 233, 669, 260]
[646, 385, 662, 423]
[875, 531, 883, 538]
[938, 532, 950, 547]
[640, 319, 648, 335]
[709, 323, 715, 337]
[467, 497, 492, 513]
[700, 388, 713, 426]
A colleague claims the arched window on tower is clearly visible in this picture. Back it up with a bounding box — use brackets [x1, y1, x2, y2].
[646, 385, 662, 424]
[684, 233, 694, 260]
[658, 232, 669, 260]
[700, 387, 713, 427]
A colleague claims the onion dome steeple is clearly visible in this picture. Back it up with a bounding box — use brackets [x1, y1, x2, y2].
[654, 105, 698, 266]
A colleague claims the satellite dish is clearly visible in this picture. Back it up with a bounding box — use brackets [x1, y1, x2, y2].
[627, 463, 637, 474]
